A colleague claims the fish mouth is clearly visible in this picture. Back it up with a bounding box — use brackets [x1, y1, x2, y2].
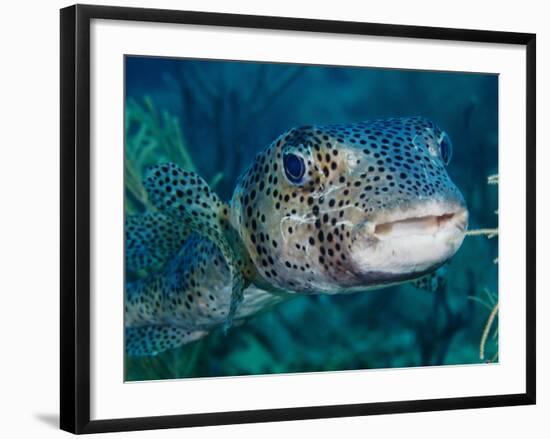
[372, 210, 467, 238]
[349, 201, 468, 280]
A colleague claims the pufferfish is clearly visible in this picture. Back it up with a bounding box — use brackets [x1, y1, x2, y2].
[125, 116, 468, 356]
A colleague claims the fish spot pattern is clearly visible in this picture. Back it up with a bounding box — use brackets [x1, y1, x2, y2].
[125, 212, 190, 276]
[126, 234, 233, 328]
[231, 116, 463, 293]
[125, 117, 466, 355]
[143, 163, 227, 242]
[125, 325, 207, 357]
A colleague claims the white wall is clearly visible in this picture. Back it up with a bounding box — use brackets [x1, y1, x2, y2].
[0, 0, 546, 437]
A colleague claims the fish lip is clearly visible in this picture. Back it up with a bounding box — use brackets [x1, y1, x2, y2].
[373, 209, 468, 238]
[347, 200, 468, 283]
[353, 202, 468, 241]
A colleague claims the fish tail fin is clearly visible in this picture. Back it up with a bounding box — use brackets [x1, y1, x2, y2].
[125, 325, 208, 357]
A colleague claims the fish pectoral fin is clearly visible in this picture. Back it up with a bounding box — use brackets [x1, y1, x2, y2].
[125, 325, 208, 357]
[143, 163, 229, 246]
[411, 266, 447, 293]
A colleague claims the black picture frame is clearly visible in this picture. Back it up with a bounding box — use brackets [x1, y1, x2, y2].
[60, 4, 536, 434]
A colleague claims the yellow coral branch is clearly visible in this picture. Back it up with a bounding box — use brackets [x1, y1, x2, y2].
[480, 303, 499, 360]
[465, 228, 499, 238]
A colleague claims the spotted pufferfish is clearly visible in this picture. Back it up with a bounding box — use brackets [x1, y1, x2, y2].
[125, 116, 468, 356]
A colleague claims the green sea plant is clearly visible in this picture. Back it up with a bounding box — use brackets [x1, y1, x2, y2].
[165, 62, 303, 191]
[125, 96, 224, 214]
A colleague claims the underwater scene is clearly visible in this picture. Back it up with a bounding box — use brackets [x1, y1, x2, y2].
[124, 56, 498, 381]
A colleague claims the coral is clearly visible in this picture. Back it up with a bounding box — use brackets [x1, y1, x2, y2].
[163, 62, 303, 198]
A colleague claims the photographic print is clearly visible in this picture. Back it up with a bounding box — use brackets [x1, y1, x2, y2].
[124, 56, 499, 382]
[60, 6, 535, 432]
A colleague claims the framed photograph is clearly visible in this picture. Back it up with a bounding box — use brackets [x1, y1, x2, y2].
[60, 4, 536, 434]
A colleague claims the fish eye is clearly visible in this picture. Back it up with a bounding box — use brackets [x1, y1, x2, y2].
[283, 153, 306, 184]
[439, 132, 453, 165]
